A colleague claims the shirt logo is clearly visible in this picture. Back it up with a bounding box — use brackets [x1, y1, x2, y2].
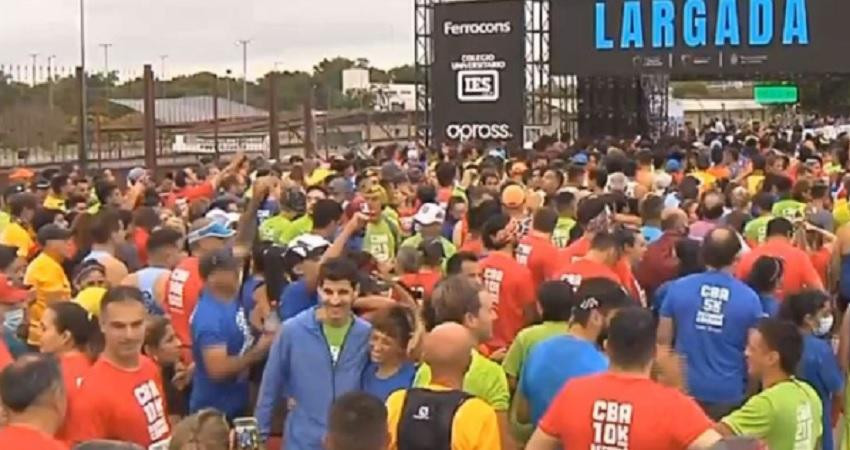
[413, 406, 430, 420]
[133, 380, 169, 442]
[483, 268, 504, 302]
[695, 284, 731, 331]
[591, 400, 632, 449]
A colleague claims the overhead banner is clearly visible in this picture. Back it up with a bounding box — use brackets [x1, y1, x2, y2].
[551, 0, 850, 76]
[432, 0, 525, 148]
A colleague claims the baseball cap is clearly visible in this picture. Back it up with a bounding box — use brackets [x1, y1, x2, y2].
[3, 184, 26, 200]
[653, 172, 673, 191]
[36, 224, 72, 246]
[328, 177, 354, 198]
[127, 167, 147, 184]
[413, 203, 446, 226]
[380, 162, 406, 184]
[501, 185, 526, 208]
[665, 159, 682, 172]
[571, 153, 589, 166]
[574, 278, 632, 312]
[187, 219, 236, 245]
[205, 208, 240, 228]
[0, 273, 29, 304]
[286, 234, 331, 259]
[34, 178, 50, 190]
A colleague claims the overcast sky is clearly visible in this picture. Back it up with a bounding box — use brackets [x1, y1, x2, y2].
[0, 0, 413, 81]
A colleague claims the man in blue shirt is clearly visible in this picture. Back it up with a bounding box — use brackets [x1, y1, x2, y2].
[190, 249, 272, 419]
[517, 278, 631, 425]
[658, 226, 764, 420]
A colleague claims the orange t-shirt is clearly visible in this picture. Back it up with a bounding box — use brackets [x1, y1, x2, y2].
[166, 256, 202, 357]
[540, 372, 713, 449]
[736, 237, 824, 300]
[550, 258, 621, 289]
[56, 352, 92, 440]
[809, 246, 831, 286]
[0, 340, 11, 371]
[165, 181, 215, 208]
[516, 232, 561, 287]
[0, 425, 68, 450]
[399, 269, 442, 303]
[64, 356, 170, 448]
[479, 251, 535, 352]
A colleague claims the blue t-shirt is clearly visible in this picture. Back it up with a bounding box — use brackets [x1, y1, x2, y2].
[239, 275, 264, 318]
[660, 271, 763, 404]
[799, 334, 844, 450]
[361, 362, 417, 402]
[520, 334, 608, 425]
[759, 293, 779, 318]
[190, 289, 255, 419]
[279, 279, 319, 321]
[641, 225, 663, 244]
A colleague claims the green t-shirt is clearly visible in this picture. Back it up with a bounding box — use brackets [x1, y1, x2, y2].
[280, 215, 313, 244]
[364, 219, 398, 263]
[400, 234, 457, 262]
[772, 199, 807, 221]
[722, 378, 822, 450]
[414, 349, 510, 411]
[322, 318, 353, 364]
[743, 215, 773, 244]
[501, 321, 568, 379]
[259, 215, 293, 244]
[551, 217, 576, 248]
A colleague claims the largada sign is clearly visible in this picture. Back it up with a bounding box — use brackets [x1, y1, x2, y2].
[432, 0, 525, 149]
[550, 0, 850, 76]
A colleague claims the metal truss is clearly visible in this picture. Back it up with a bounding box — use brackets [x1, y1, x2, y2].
[414, 0, 435, 146]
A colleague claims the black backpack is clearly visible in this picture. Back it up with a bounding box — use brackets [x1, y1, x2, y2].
[397, 388, 472, 450]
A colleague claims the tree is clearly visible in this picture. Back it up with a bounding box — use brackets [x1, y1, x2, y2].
[0, 102, 66, 151]
[387, 64, 419, 84]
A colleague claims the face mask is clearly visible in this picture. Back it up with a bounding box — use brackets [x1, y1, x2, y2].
[815, 315, 834, 337]
[3, 309, 23, 333]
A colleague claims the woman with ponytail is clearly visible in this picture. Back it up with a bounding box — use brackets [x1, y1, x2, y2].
[779, 290, 843, 450]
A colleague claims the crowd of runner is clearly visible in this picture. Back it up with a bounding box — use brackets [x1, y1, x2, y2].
[1, 117, 850, 449]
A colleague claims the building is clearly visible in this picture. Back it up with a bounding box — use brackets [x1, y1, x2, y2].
[342, 68, 417, 112]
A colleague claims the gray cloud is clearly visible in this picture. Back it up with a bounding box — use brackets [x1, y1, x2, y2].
[0, 0, 413, 81]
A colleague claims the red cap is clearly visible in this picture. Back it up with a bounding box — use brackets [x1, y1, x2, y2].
[0, 274, 29, 305]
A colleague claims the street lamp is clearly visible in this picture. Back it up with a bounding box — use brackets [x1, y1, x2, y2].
[80, 0, 88, 162]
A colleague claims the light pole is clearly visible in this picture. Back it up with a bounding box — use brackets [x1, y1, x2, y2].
[99, 43, 112, 78]
[29, 53, 38, 86]
[47, 55, 56, 110]
[80, 0, 88, 160]
[159, 54, 168, 97]
[274, 61, 285, 72]
[237, 39, 250, 105]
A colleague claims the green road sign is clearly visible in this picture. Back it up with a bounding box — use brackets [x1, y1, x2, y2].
[754, 85, 798, 104]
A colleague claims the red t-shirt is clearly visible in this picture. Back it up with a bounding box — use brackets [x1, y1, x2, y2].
[479, 252, 535, 351]
[133, 228, 150, 266]
[539, 372, 713, 450]
[164, 181, 215, 208]
[550, 258, 621, 289]
[459, 237, 485, 257]
[614, 258, 646, 306]
[736, 237, 824, 300]
[0, 425, 68, 450]
[56, 352, 92, 441]
[166, 257, 202, 357]
[64, 357, 170, 448]
[399, 269, 442, 303]
[0, 340, 12, 371]
[561, 236, 591, 263]
[516, 232, 560, 287]
[809, 246, 831, 287]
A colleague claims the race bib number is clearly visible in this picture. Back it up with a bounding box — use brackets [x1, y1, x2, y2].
[695, 284, 730, 331]
[167, 269, 190, 311]
[367, 234, 391, 262]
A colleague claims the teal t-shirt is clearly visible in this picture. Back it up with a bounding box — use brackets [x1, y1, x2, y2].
[259, 215, 293, 244]
[722, 378, 822, 450]
[551, 217, 576, 248]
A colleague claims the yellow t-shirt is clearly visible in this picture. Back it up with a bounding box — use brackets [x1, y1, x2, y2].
[0, 221, 36, 259]
[386, 384, 501, 450]
[24, 252, 71, 345]
[413, 350, 510, 411]
[43, 194, 67, 212]
[74, 287, 107, 317]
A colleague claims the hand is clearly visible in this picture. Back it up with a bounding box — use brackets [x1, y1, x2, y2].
[255, 332, 275, 353]
[252, 176, 275, 200]
[172, 362, 194, 390]
[488, 347, 507, 362]
[346, 212, 369, 232]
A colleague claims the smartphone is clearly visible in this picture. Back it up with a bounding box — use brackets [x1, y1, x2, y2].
[360, 202, 371, 215]
[233, 417, 261, 450]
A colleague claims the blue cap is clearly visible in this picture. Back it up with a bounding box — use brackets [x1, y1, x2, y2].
[665, 159, 682, 172]
[571, 153, 589, 166]
[187, 220, 236, 245]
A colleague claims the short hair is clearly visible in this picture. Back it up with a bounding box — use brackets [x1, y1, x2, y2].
[446, 251, 478, 276]
[766, 217, 794, 237]
[8, 192, 37, 216]
[589, 231, 619, 252]
[369, 305, 415, 351]
[50, 174, 69, 194]
[169, 409, 230, 450]
[90, 209, 122, 244]
[532, 208, 558, 233]
[538, 280, 574, 322]
[312, 199, 343, 229]
[571, 278, 632, 326]
[811, 182, 829, 200]
[757, 318, 803, 376]
[752, 192, 775, 213]
[99, 286, 146, 316]
[482, 213, 511, 250]
[327, 392, 388, 450]
[701, 227, 741, 269]
[435, 162, 456, 187]
[396, 246, 422, 274]
[544, 167, 565, 187]
[199, 248, 240, 279]
[132, 206, 161, 232]
[779, 290, 830, 328]
[146, 227, 183, 253]
[94, 181, 119, 205]
[428, 275, 482, 329]
[607, 307, 656, 369]
[554, 191, 576, 213]
[640, 195, 664, 222]
[318, 257, 360, 288]
[774, 175, 793, 193]
[0, 353, 63, 412]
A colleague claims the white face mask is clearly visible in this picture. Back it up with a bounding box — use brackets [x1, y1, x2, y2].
[3, 308, 24, 333]
[815, 315, 834, 337]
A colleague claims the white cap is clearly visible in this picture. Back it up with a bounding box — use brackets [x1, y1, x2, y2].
[205, 209, 240, 227]
[413, 203, 446, 226]
[287, 234, 331, 258]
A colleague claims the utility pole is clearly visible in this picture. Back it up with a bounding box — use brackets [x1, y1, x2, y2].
[99, 43, 112, 77]
[47, 55, 56, 110]
[159, 54, 168, 97]
[29, 53, 38, 86]
[237, 39, 251, 105]
[273, 61, 285, 72]
[80, 0, 88, 161]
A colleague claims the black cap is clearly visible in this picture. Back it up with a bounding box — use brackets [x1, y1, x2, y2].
[37, 224, 72, 246]
[281, 188, 307, 214]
